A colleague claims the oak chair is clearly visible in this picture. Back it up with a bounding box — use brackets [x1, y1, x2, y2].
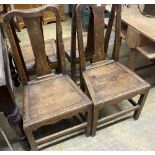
[4, 5, 92, 150]
[75, 4, 150, 136]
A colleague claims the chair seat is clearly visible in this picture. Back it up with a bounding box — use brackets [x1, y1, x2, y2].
[21, 39, 57, 70]
[23, 74, 92, 128]
[83, 60, 150, 105]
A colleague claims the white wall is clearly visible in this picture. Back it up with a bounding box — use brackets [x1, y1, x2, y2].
[64, 4, 69, 14]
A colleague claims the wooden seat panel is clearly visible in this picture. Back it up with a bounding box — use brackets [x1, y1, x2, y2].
[84, 61, 150, 104]
[24, 74, 92, 126]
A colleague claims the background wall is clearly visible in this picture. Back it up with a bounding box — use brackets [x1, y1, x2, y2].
[64, 4, 69, 14]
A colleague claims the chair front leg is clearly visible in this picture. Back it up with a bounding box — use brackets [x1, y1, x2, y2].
[24, 128, 38, 151]
[86, 107, 92, 137]
[92, 107, 99, 137]
[133, 89, 149, 120]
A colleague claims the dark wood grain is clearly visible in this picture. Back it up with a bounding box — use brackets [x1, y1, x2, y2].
[4, 5, 92, 150]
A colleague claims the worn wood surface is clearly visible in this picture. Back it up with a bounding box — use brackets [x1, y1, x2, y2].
[24, 74, 92, 128]
[4, 5, 92, 150]
[76, 4, 150, 136]
[126, 21, 155, 72]
[84, 61, 150, 105]
[106, 5, 155, 42]
[23, 73, 92, 150]
[76, 4, 117, 89]
[106, 5, 155, 72]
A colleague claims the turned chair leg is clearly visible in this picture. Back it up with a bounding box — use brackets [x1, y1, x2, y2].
[92, 108, 99, 137]
[133, 90, 149, 120]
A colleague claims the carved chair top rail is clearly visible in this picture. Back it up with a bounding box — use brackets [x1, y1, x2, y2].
[3, 5, 61, 20]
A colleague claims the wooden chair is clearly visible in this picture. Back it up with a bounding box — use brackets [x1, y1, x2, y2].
[65, 5, 99, 82]
[3, 7, 59, 85]
[75, 4, 150, 136]
[4, 5, 92, 150]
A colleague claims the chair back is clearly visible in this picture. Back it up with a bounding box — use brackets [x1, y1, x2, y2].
[76, 4, 121, 73]
[3, 5, 66, 85]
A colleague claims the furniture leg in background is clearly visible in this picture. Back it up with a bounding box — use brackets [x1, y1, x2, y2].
[0, 27, 30, 150]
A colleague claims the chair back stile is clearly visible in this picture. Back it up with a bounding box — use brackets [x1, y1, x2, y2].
[4, 18, 29, 84]
[112, 5, 121, 61]
[104, 5, 117, 55]
[85, 8, 94, 57]
[3, 5, 66, 85]
[76, 5, 86, 89]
